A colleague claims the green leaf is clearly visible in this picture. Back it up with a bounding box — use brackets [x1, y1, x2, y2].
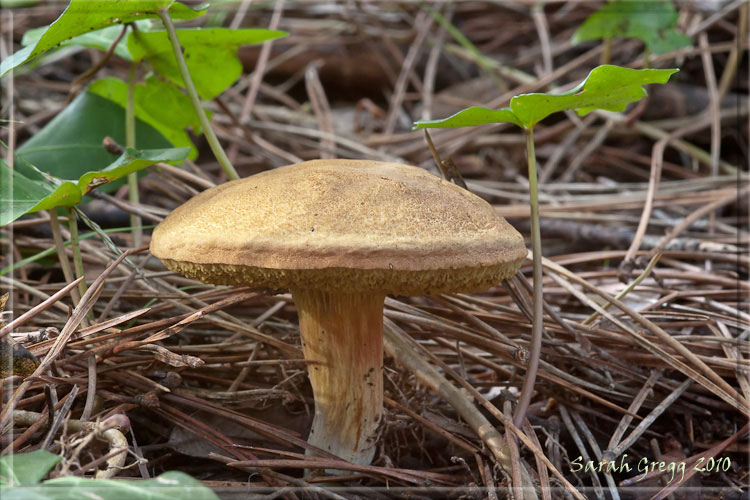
[168, 1, 210, 20]
[0, 0, 207, 76]
[127, 27, 288, 100]
[1, 147, 189, 225]
[414, 65, 678, 130]
[74, 146, 190, 198]
[16, 89, 175, 182]
[573, 0, 692, 55]
[1, 471, 220, 500]
[414, 106, 522, 129]
[646, 28, 693, 56]
[509, 65, 678, 127]
[0, 450, 61, 487]
[89, 76, 200, 157]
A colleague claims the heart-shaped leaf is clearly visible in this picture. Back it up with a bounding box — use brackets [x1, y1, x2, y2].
[16, 89, 176, 183]
[89, 76, 201, 157]
[414, 65, 678, 130]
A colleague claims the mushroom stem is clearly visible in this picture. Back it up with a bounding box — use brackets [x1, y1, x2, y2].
[292, 288, 385, 466]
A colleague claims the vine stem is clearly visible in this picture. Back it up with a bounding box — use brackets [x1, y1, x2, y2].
[65, 207, 92, 325]
[65, 207, 86, 300]
[48, 210, 81, 306]
[513, 127, 543, 428]
[157, 7, 239, 181]
[600, 37, 612, 65]
[126, 59, 142, 247]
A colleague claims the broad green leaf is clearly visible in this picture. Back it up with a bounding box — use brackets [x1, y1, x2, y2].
[127, 28, 288, 100]
[1, 147, 189, 225]
[0, 450, 61, 487]
[1, 471, 220, 500]
[0, 0, 207, 76]
[16, 90, 174, 183]
[89, 76, 200, 157]
[509, 66, 678, 127]
[646, 29, 694, 56]
[414, 65, 678, 130]
[573, 0, 692, 55]
[414, 106, 522, 129]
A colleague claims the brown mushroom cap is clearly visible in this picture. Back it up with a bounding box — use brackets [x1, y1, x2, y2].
[150, 159, 526, 295]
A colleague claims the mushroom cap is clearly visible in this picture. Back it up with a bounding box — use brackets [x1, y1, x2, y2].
[150, 159, 526, 295]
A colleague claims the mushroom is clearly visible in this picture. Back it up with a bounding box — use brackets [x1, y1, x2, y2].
[150, 159, 526, 466]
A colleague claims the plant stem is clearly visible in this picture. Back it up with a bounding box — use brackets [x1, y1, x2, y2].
[600, 37, 612, 65]
[717, 2, 747, 101]
[513, 127, 543, 428]
[48, 210, 81, 306]
[126, 59, 142, 247]
[158, 7, 240, 181]
[65, 207, 87, 301]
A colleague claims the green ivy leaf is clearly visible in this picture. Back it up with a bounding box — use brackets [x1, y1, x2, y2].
[573, 0, 692, 55]
[89, 76, 201, 157]
[0, 0, 206, 76]
[15, 89, 176, 183]
[1, 147, 189, 226]
[127, 27, 288, 100]
[0, 450, 61, 487]
[414, 65, 678, 130]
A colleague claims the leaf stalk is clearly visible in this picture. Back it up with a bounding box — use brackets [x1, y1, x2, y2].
[48, 210, 81, 307]
[513, 127, 543, 428]
[158, 7, 239, 181]
[126, 59, 142, 247]
[65, 207, 86, 300]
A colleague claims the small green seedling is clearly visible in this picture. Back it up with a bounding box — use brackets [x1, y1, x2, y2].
[415, 64, 678, 427]
[573, 0, 691, 63]
[0, 449, 220, 500]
